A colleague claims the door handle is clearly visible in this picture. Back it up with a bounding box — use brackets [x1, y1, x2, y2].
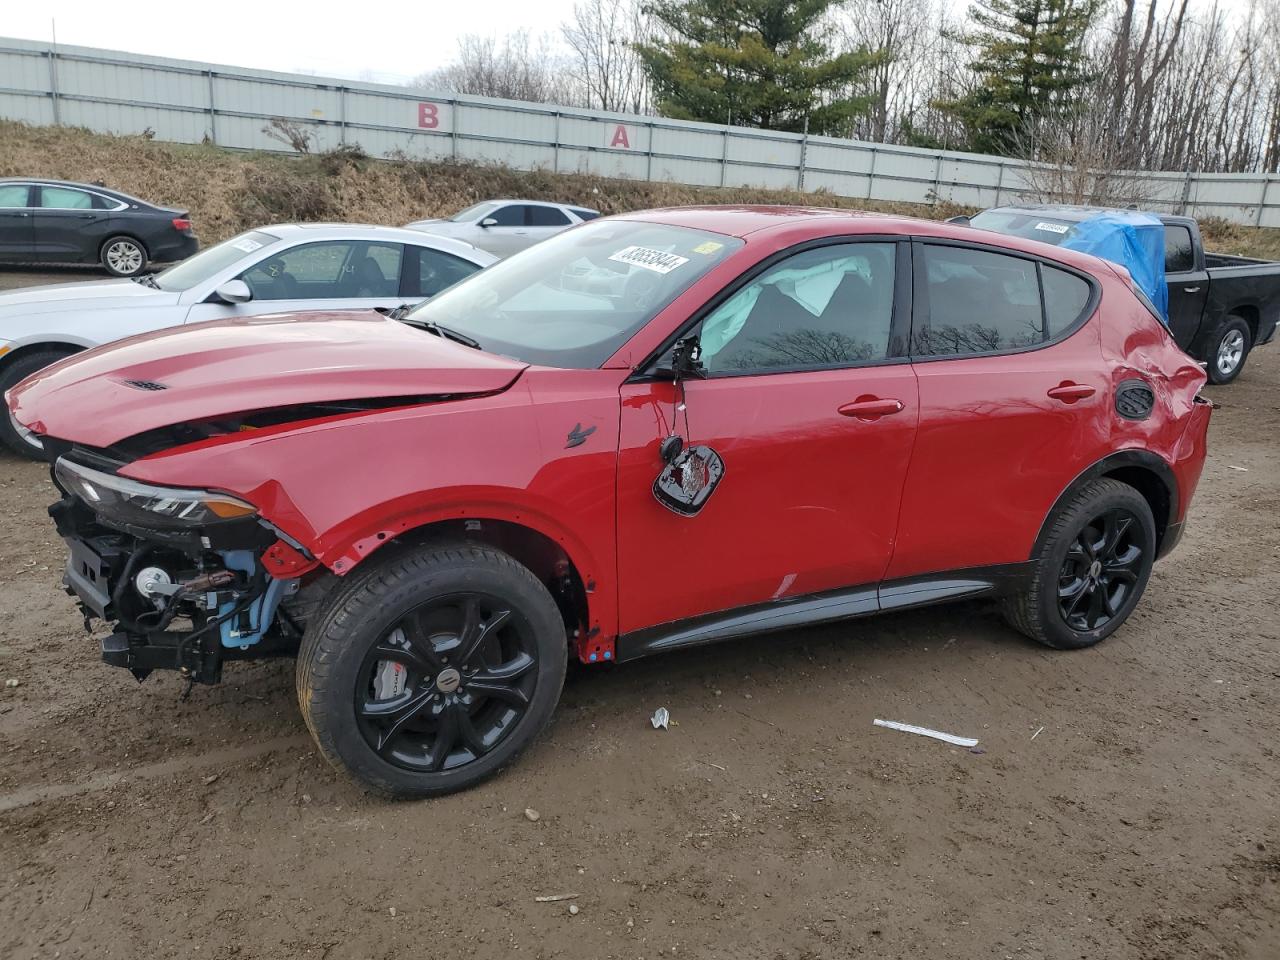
[838, 396, 904, 421]
[1047, 382, 1096, 403]
[1183, 286, 1200, 293]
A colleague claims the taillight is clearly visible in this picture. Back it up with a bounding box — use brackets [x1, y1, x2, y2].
[172, 217, 192, 232]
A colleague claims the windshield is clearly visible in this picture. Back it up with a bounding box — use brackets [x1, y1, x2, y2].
[450, 202, 499, 223]
[970, 211, 1077, 245]
[403, 219, 744, 367]
[153, 230, 279, 292]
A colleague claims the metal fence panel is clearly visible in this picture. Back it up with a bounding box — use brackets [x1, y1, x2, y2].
[2, 36, 1279, 227]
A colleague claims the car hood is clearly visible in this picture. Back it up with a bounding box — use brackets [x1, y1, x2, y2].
[0, 278, 177, 318]
[9, 310, 528, 448]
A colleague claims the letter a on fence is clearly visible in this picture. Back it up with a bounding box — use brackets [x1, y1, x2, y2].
[610, 124, 631, 149]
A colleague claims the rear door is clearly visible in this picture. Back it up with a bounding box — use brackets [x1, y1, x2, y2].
[33, 185, 116, 262]
[886, 240, 1106, 581]
[0, 183, 34, 259]
[615, 239, 919, 633]
[183, 240, 406, 323]
[1163, 221, 1209, 348]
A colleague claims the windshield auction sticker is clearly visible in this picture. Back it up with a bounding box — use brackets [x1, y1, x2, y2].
[232, 237, 265, 253]
[609, 246, 690, 274]
[1034, 222, 1071, 234]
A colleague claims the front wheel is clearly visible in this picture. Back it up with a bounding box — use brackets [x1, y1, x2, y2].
[1205, 315, 1251, 385]
[1002, 478, 1156, 650]
[0, 349, 75, 458]
[100, 235, 148, 277]
[296, 542, 568, 798]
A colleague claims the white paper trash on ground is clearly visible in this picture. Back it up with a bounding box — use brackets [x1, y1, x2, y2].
[873, 718, 979, 748]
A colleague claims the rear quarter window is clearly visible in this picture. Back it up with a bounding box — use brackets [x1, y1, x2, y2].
[1043, 266, 1092, 336]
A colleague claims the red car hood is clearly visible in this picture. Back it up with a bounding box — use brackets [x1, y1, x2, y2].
[9, 311, 528, 448]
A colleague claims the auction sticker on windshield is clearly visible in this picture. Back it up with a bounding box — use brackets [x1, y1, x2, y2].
[609, 246, 690, 274]
[232, 237, 265, 253]
[1034, 222, 1071, 234]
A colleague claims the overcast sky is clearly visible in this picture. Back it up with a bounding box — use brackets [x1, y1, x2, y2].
[6, 1, 583, 86]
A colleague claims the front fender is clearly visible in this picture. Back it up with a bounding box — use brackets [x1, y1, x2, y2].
[121, 368, 625, 635]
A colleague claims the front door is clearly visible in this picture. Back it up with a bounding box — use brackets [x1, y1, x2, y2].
[615, 239, 919, 635]
[184, 240, 407, 324]
[1163, 222, 1209, 349]
[32, 185, 111, 261]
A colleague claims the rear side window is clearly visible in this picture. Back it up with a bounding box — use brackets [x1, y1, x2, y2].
[571, 208, 600, 221]
[39, 186, 94, 209]
[1165, 225, 1195, 273]
[406, 246, 484, 298]
[529, 206, 571, 227]
[1042, 266, 1092, 336]
[914, 245, 1044, 356]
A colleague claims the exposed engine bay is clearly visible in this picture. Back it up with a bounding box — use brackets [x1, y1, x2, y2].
[47, 444, 323, 686]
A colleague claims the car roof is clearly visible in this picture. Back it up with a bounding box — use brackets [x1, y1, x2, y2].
[483, 199, 599, 212]
[615, 204, 927, 239]
[981, 204, 1191, 227]
[257, 223, 495, 260]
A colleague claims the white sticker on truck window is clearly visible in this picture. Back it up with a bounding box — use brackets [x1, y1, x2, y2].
[1034, 221, 1070, 234]
[232, 237, 264, 253]
[609, 246, 690, 274]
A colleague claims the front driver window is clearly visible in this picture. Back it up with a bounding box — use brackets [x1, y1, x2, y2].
[698, 242, 897, 373]
[240, 241, 401, 300]
[487, 206, 526, 226]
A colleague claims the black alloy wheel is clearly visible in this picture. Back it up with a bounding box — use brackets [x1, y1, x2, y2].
[355, 593, 537, 773]
[1055, 507, 1145, 633]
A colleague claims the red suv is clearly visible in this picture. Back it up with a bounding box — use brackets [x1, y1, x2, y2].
[10, 207, 1212, 798]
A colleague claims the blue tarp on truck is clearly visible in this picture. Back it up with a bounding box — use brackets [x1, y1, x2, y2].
[1059, 211, 1169, 324]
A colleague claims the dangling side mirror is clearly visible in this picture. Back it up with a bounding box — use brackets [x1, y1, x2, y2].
[653, 335, 705, 381]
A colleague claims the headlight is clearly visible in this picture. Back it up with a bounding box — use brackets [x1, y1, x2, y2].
[54, 457, 257, 529]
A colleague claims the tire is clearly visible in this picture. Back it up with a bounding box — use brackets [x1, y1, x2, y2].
[1002, 478, 1156, 650]
[1204, 314, 1251, 385]
[0, 349, 74, 458]
[296, 541, 568, 798]
[100, 235, 148, 277]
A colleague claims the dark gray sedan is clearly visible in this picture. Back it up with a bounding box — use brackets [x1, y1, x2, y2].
[0, 178, 198, 277]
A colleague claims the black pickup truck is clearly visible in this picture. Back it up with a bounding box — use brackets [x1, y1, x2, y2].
[968, 205, 1280, 383]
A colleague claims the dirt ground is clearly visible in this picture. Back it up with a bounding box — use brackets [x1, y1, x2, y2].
[0, 267, 1276, 960]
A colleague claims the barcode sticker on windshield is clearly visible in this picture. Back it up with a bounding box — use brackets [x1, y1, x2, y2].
[609, 246, 690, 274]
[1034, 221, 1070, 234]
[232, 237, 264, 253]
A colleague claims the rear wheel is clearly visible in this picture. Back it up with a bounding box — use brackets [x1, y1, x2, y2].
[1003, 479, 1156, 650]
[1205, 314, 1251, 385]
[0, 349, 74, 458]
[296, 542, 567, 798]
[100, 235, 148, 277]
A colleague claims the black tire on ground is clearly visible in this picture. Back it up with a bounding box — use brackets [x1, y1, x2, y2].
[99, 235, 148, 277]
[0, 349, 74, 458]
[296, 541, 568, 799]
[1204, 314, 1252, 385]
[1002, 478, 1157, 650]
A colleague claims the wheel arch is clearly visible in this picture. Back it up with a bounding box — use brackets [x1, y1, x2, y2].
[1033, 450, 1178, 559]
[332, 511, 608, 663]
[1229, 304, 1259, 344]
[99, 232, 150, 257]
[0, 340, 85, 378]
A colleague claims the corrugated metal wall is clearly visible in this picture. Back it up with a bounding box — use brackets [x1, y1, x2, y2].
[2, 36, 1277, 227]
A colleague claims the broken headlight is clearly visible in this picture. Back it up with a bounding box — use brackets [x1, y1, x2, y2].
[54, 457, 257, 530]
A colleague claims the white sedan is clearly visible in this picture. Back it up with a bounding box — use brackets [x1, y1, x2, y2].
[0, 223, 495, 457]
[406, 200, 600, 257]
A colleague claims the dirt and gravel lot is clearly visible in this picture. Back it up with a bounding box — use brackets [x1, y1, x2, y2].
[0, 267, 1276, 960]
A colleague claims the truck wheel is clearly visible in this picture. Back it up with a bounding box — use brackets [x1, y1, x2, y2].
[1002, 479, 1156, 650]
[0, 349, 73, 458]
[100, 236, 148, 277]
[1205, 315, 1251, 385]
[296, 542, 568, 798]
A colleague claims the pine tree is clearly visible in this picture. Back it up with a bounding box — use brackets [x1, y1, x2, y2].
[636, 0, 878, 136]
[939, 0, 1098, 155]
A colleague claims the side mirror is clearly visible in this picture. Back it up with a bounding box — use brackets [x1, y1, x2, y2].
[653, 335, 705, 381]
[214, 279, 252, 304]
[479, 217, 498, 228]
[945, 215, 971, 226]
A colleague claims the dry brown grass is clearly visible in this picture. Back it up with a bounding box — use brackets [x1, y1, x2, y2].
[0, 121, 965, 244]
[4, 121, 1280, 260]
